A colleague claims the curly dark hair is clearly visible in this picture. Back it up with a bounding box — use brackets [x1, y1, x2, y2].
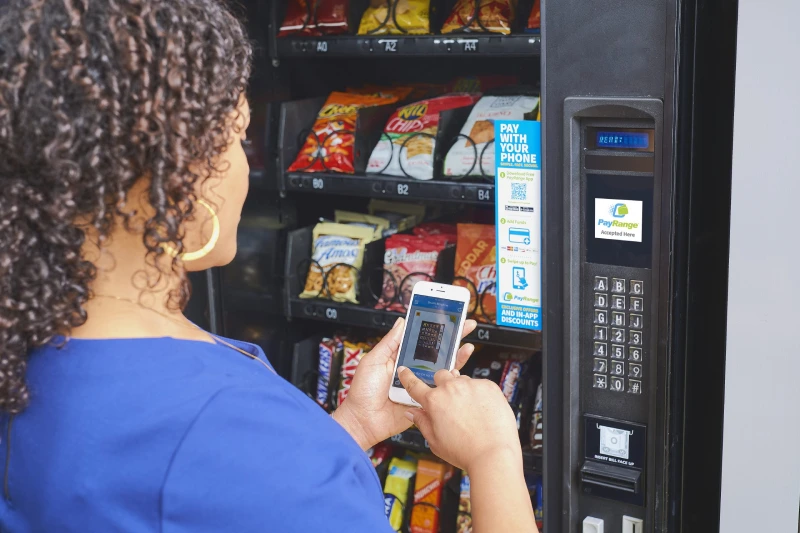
[0, 0, 252, 414]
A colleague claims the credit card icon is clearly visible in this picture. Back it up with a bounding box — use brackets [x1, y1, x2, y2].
[508, 227, 531, 245]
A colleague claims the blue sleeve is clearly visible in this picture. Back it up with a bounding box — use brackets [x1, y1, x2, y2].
[161, 386, 394, 533]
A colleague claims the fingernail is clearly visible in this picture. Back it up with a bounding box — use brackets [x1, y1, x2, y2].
[452, 369, 461, 377]
[398, 366, 408, 373]
[404, 411, 415, 422]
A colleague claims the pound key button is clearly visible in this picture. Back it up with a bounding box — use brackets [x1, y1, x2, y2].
[628, 379, 643, 394]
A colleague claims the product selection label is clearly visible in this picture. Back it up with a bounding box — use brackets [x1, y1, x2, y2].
[495, 120, 542, 331]
[595, 198, 644, 242]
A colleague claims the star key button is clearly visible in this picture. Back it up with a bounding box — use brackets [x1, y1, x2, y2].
[594, 374, 608, 389]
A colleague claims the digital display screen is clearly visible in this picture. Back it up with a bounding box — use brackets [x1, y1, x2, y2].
[596, 131, 650, 150]
[393, 295, 464, 387]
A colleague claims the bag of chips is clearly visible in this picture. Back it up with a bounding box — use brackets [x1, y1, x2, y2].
[441, 0, 517, 35]
[384, 458, 418, 530]
[358, 0, 431, 35]
[299, 222, 375, 303]
[412, 222, 457, 241]
[288, 92, 399, 174]
[526, 0, 541, 32]
[369, 199, 426, 231]
[377, 234, 451, 311]
[367, 94, 481, 180]
[454, 224, 496, 321]
[444, 95, 540, 178]
[278, 0, 351, 37]
[334, 210, 391, 240]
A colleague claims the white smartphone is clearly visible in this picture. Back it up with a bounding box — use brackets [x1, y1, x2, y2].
[389, 281, 471, 407]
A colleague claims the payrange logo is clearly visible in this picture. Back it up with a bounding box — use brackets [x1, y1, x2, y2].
[595, 199, 644, 242]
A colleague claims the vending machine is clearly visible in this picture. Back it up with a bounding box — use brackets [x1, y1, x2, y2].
[209, 0, 739, 531]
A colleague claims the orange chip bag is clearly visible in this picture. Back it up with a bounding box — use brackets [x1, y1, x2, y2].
[358, 0, 431, 35]
[441, 0, 518, 35]
[288, 92, 399, 174]
[454, 224, 497, 322]
[527, 0, 541, 32]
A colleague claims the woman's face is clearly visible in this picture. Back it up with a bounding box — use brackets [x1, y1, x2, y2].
[182, 99, 251, 271]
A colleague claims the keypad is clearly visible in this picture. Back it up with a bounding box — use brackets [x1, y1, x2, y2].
[591, 275, 647, 394]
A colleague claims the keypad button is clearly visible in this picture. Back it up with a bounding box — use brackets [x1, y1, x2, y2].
[628, 346, 643, 362]
[594, 309, 608, 325]
[594, 276, 609, 291]
[594, 326, 608, 341]
[593, 342, 608, 357]
[629, 313, 644, 329]
[594, 293, 609, 308]
[593, 358, 608, 373]
[611, 312, 626, 327]
[628, 379, 642, 394]
[629, 330, 643, 346]
[630, 280, 644, 295]
[629, 363, 643, 379]
[611, 278, 626, 293]
[611, 344, 625, 359]
[610, 361, 625, 376]
[611, 295, 626, 310]
[610, 377, 625, 392]
[594, 374, 608, 389]
[630, 297, 644, 312]
[611, 328, 626, 343]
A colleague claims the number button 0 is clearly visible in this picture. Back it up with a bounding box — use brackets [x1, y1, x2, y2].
[629, 363, 643, 378]
[594, 276, 608, 291]
[594, 374, 608, 389]
[610, 361, 625, 376]
[628, 380, 642, 394]
[593, 358, 607, 373]
[629, 330, 643, 346]
[593, 342, 608, 357]
[629, 314, 643, 329]
[594, 310, 608, 325]
[594, 293, 608, 308]
[611, 278, 626, 293]
[630, 297, 644, 312]
[630, 280, 644, 295]
[611, 312, 626, 327]
[610, 377, 624, 392]
[594, 326, 608, 341]
[628, 346, 643, 361]
[610, 345, 625, 359]
[611, 295, 626, 310]
[611, 328, 626, 343]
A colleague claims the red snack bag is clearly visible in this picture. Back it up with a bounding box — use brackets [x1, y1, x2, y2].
[288, 92, 399, 174]
[412, 222, 457, 242]
[367, 442, 393, 468]
[279, 1, 351, 37]
[527, 0, 541, 31]
[337, 340, 368, 406]
[454, 224, 496, 322]
[441, 0, 518, 35]
[377, 234, 451, 312]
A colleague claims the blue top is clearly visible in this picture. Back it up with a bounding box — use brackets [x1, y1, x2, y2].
[0, 336, 394, 532]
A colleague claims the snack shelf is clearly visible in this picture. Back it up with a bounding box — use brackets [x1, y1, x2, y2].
[284, 171, 494, 204]
[275, 34, 541, 58]
[390, 428, 543, 473]
[288, 297, 542, 351]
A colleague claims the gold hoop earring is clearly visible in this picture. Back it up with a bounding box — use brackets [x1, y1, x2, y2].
[162, 199, 220, 262]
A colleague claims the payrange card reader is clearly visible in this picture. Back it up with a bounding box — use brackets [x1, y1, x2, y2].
[564, 97, 663, 530]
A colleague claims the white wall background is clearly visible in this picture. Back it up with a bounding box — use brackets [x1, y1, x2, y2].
[719, 0, 800, 531]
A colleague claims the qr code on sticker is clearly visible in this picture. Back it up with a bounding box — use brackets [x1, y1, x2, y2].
[511, 182, 527, 201]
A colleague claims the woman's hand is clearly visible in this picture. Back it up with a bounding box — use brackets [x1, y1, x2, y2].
[332, 317, 476, 451]
[396, 366, 521, 472]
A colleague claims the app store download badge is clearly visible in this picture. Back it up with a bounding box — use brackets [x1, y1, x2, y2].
[595, 198, 644, 242]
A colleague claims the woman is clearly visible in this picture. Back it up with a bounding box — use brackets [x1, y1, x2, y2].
[0, 1, 537, 531]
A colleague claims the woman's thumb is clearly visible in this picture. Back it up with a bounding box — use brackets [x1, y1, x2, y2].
[406, 408, 433, 437]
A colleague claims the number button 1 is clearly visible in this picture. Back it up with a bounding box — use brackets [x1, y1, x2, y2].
[594, 326, 608, 341]
[594, 276, 608, 291]
[594, 310, 608, 325]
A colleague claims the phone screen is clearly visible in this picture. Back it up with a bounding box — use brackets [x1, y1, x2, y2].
[393, 294, 465, 387]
